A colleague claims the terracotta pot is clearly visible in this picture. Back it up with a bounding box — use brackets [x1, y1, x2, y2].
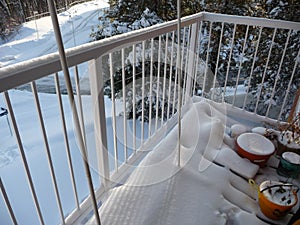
[259, 181, 298, 220]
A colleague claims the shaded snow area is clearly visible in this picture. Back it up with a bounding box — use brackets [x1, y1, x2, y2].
[0, 90, 132, 225]
[0, 90, 98, 225]
[87, 97, 299, 225]
[0, 0, 109, 67]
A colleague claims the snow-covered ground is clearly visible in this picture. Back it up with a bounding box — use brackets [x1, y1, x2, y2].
[0, 91, 98, 225]
[0, 89, 139, 225]
[0, 0, 109, 67]
[1, 1, 299, 225]
[0, 1, 111, 225]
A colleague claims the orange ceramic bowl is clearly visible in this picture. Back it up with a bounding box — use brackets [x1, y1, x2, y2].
[259, 181, 298, 220]
[236, 133, 275, 167]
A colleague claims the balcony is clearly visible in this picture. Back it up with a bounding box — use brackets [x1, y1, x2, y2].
[0, 12, 300, 225]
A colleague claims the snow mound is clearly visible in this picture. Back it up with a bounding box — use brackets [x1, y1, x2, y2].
[86, 98, 277, 225]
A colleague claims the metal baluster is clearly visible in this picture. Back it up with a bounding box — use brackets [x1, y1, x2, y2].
[211, 22, 224, 100]
[222, 23, 237, 102]
[3, 91, 45, 225]
[155, 36, 162, 131]
[74, 65, 87, 146]
[242, 27, 263, 110]
[193, 21, 202, 96]
[254, 28, 277, 114]
[186, 23, 198, 102]
[148, 38, 154, 137]
[266, 29, 291, 118]
[167, 31, 176, 121]
[161, 33, 169, 126]
[182, 25, 192, 104]
[54, 73, 80, 210]
[122, 49, 128, 162]
[141, 41, 146, 143]
[31, 81, 65, 224]
[278, 48, 300, 120]
[109, 53, 119, 171]
[203, 22, 213, 97]
[180, 26, 187, 104]
[232, 25, 249, 106]
[132, 44, 137, 153]
[172, 37, 179, 117]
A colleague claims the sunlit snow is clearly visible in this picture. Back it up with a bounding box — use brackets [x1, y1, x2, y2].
[0, 1, 299, 225]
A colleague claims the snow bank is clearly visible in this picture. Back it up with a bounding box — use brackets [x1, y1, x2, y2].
[86, 98, 291, 225]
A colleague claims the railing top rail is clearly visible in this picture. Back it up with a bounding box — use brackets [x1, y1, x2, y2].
[203, 12, 300, 30]
[0, 12, 204, 92]
[0, 12, 299, 92]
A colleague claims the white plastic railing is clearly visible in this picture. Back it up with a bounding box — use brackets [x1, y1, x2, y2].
[0, 12, 299, 225]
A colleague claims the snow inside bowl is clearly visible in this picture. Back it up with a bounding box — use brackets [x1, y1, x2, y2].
[258, 180, 298, 220]
[236, 133, 275, 167]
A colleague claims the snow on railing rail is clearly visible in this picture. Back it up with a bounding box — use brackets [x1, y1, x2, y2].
[0, 12, 299, 225]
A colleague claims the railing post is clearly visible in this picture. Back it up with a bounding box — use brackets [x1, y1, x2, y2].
[89, 57, 110, 189]
[185, 22, 198, 102]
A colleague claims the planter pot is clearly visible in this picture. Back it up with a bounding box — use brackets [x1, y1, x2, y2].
[277, 133, 300, 156]
[277, 152, 300, 179]
[236, 133, 275, 167]
[259, 181, 298, 220]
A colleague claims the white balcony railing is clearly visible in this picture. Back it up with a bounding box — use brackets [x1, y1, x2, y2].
[0, 12, 299, 225]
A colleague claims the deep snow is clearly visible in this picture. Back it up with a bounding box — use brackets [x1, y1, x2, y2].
[1, 1, 299, 225]
[87, 97, 299, 225]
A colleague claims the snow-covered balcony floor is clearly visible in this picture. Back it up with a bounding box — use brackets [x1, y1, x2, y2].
[86, 97, 299, 225]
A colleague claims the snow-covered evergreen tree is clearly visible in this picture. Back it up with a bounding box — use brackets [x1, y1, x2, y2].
[98, 0, 300, 120]
[244, 0, 300, 119]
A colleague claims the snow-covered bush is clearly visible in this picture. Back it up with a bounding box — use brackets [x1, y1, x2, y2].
[90, 8, 163, 41]
[104, 60, 182, 121]
[91, 0, 300, 121]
